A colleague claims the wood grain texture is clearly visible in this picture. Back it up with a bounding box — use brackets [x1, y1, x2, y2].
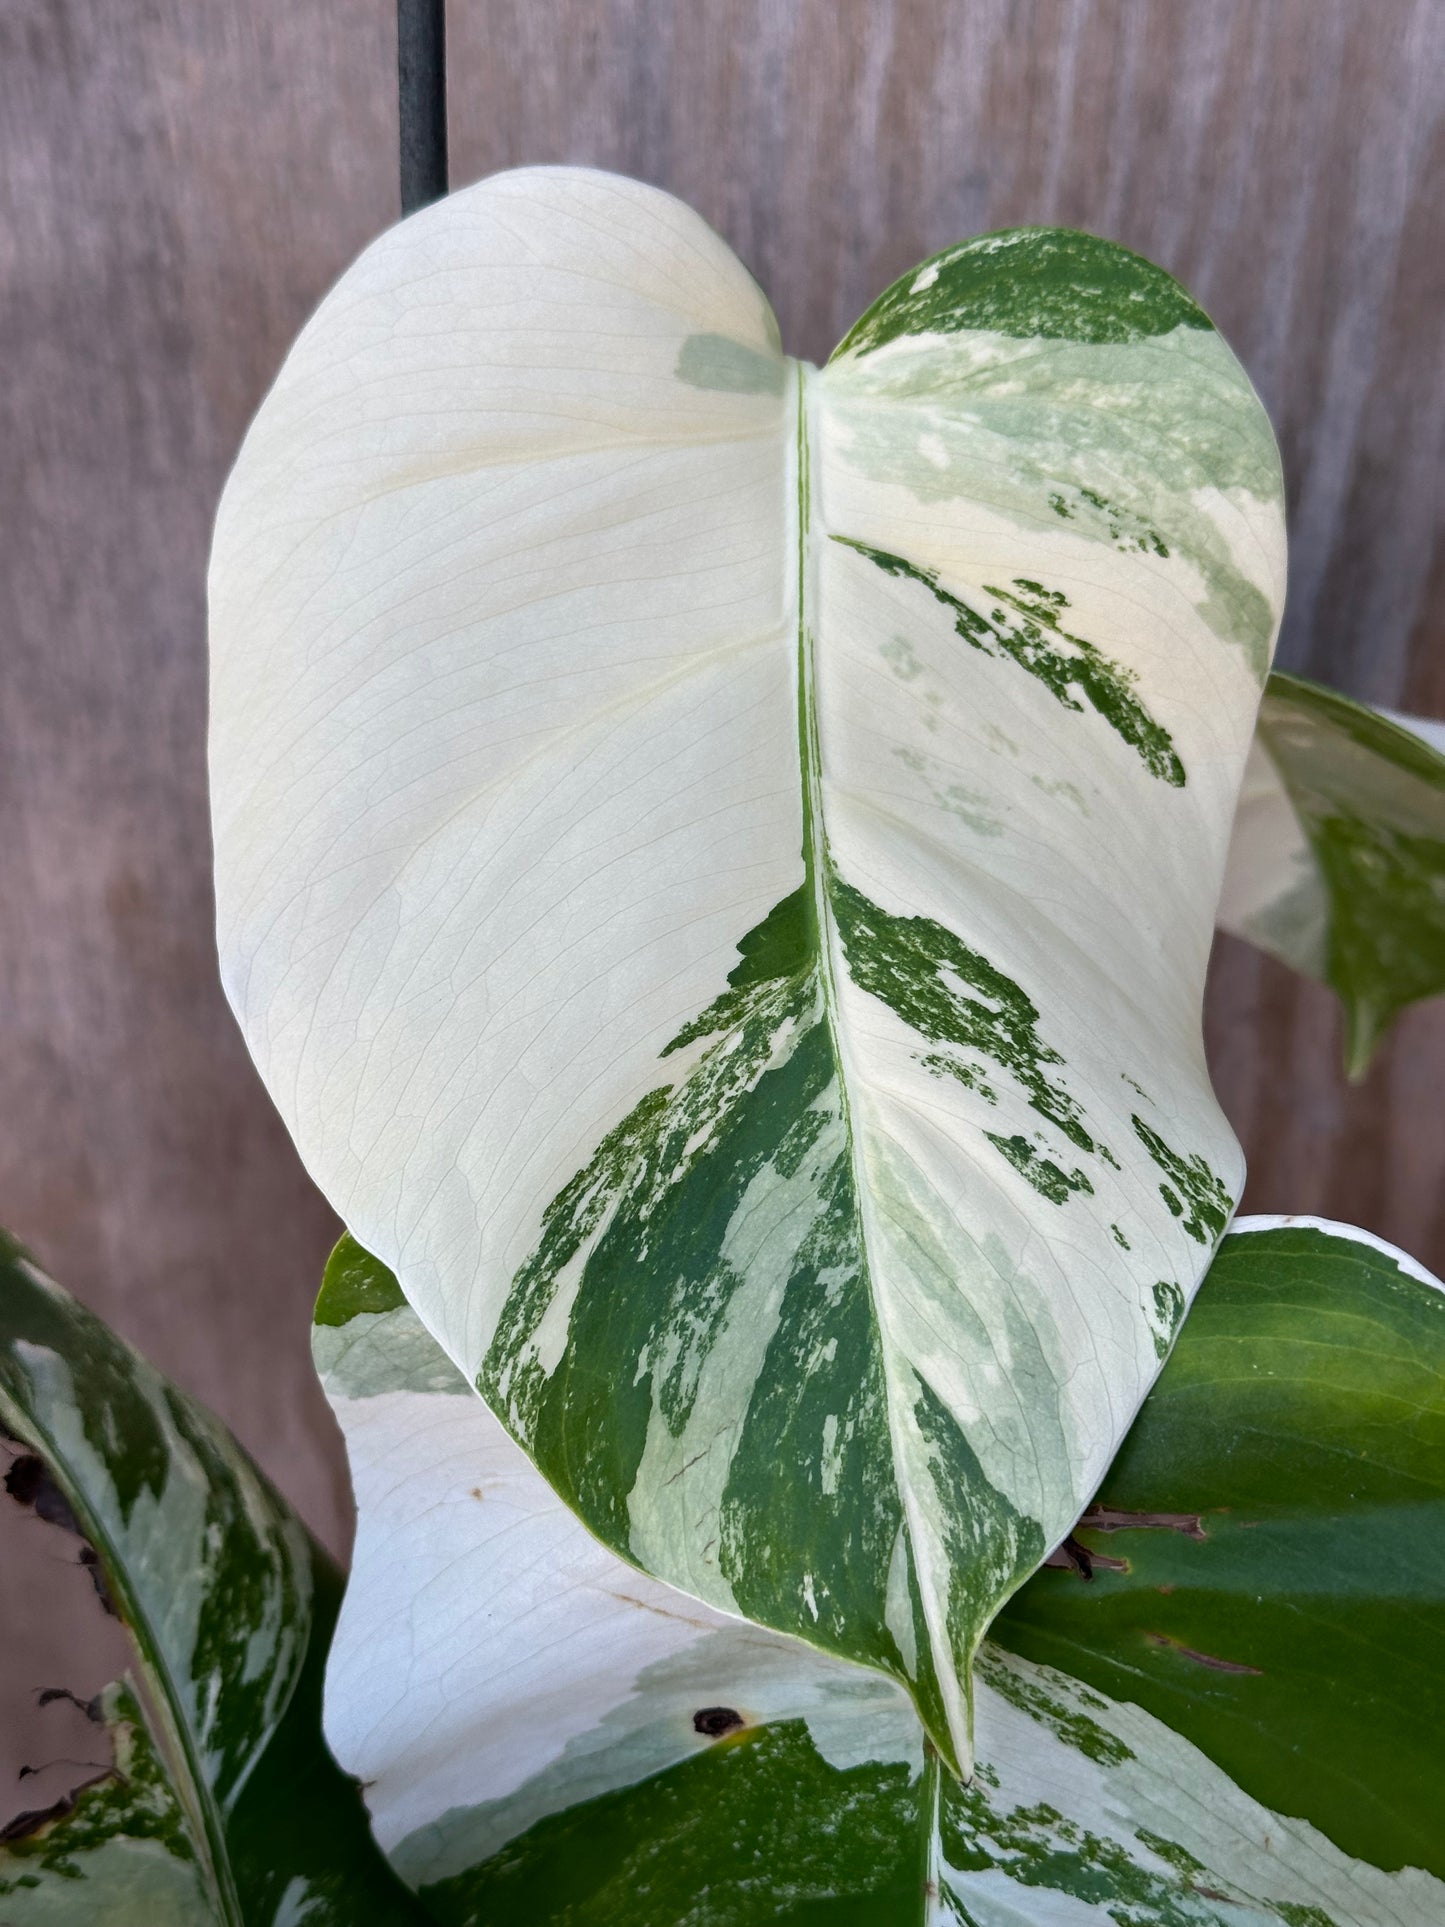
[0, 0, 395, 1808]
[1, 0, 1441, 1825]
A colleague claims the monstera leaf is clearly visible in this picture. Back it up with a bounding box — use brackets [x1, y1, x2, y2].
[210, 166, 1286, 1768]
[0, 1237, 425, 1926]
[313, 1221, 1445, 1925]
[1219, 672, 1445, 1073]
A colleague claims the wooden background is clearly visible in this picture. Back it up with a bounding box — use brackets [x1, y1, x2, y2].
[2, 0, 1441, 1810]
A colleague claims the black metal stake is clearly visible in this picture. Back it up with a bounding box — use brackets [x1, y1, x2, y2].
[398, 0, 448, 215]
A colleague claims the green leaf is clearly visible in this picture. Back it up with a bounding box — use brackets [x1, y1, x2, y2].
[0, 1235, 427, 1926]
[1218, 671, 1445, 1073]
[993, 1213, 1445, 1883]
[313, 1227, 1445, 1924]
[211, 167, 1285, 1768]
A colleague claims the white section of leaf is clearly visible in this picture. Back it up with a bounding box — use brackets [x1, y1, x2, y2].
[212, 169, 798, 1376]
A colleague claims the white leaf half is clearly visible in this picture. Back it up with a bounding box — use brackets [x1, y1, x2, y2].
[212, 167, 1285, 1767]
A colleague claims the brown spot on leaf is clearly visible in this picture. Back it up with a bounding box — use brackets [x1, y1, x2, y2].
[1079, 1504, 1205, 1539]
[1043, 1535, 1128, 1580]
[603, 1591, 721, 1633]
[693, 1706, 745, 1739]
[1146, 1632, 1262, 1675]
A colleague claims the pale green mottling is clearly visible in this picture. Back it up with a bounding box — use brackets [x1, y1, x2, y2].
[674, 332, 786, 395]
[1226, 672, 1445, 1073]
[824, 324, 1282, 678]
[313, 1307, 474, 1399]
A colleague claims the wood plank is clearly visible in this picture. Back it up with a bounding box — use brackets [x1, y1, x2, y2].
[0, 0, 396, 1807]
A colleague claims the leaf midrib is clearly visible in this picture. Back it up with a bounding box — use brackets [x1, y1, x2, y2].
[792, 359, 967, 1776]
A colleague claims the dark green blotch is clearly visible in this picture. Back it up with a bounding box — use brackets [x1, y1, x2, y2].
[481, 1080, 677, 1496]
[664, 886, 808, 1055]
[717, 1104, 916, 1682]
[984, 1133, 1093, 1206]
[726, 884, 810, 991]
[920, 1051, 997, 1104]
[837, 541, 1185, 787]
[1130, 1116, 1230, 1246]
[1050, 486, 1170, 558]
[1131, 1828, 1207, 1878]
[833, 226, 1214, 360]
[1150, 1280, 1185, 1358]
[315, 1234, 406, 1326]
[830, 874, 1099, 1161]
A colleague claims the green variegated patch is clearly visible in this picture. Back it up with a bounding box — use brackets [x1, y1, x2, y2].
[313, 1228, 1445, 1925]
[834, 227, 1215, 355]
[0, 1681, 216, 1927]
[211, 167, 1285, 1770]
[1219, 672, 1445, 1072]
[0, 1236, 425, 1925]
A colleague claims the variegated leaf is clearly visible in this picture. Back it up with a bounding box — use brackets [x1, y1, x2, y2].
[313, 1225, 1445, 1924]
[0, 1236, 425, 1926]
[1218, 671, 1445, 1073]
[211, 167, 1285, 1768]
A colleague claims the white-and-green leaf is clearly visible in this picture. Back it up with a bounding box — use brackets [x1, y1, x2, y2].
[1218, 672, 1445, 1073]
[313, 1222, 1445, 1925]
[0, 1235, 426, 1926]
[210, 167, 1285, 1767]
